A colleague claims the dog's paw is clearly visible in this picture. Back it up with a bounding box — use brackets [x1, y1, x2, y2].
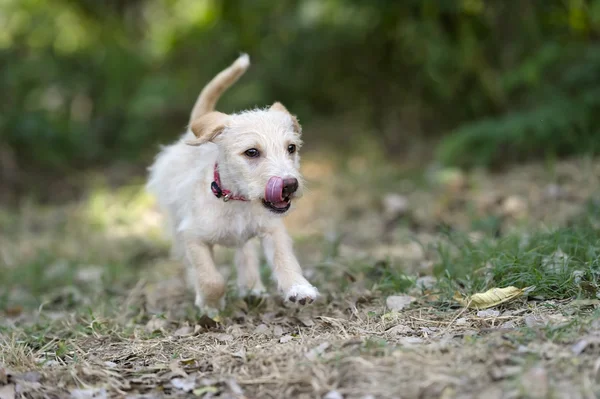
[284, 284, 319, 305]
[195, 294, 225, 318]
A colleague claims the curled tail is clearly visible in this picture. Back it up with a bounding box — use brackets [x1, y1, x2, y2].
[189, 53, 250, 123]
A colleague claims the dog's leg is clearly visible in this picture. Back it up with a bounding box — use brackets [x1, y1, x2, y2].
[183, 234, 226, 316]
[262, 223, 318, 305]
[235, 239, 267, 297]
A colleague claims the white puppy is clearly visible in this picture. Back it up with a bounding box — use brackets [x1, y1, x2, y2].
[147, 54, 319, 315]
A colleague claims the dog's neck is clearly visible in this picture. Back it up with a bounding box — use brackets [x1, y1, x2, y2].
[211, 163, 249, 202]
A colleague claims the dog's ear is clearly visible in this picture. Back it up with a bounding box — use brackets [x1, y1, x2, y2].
[186, 111, 229, 146]
[269, 102, 301, 134]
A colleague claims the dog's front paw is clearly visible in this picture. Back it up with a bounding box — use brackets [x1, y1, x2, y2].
[284, 284, 319, 305]
[195, 294, 225, 318]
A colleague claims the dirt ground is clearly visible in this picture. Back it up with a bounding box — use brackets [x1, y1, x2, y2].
[2, 156, 600, 399]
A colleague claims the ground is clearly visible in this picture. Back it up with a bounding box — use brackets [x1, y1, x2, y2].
[1, 155, 600, 399]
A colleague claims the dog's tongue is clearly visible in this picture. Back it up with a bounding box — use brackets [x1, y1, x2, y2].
[265, 176, 285, 206]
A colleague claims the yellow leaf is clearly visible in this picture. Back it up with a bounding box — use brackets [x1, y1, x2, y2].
[453, 286, 533, 309]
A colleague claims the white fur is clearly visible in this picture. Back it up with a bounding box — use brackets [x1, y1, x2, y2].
[146, 55, 318, 314]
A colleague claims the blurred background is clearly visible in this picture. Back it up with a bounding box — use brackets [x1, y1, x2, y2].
[2, 0, 600, 205]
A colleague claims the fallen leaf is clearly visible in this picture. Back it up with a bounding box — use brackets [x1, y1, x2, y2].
[305, 342, 330, 361]
[386, 295, 416, 311]
[454, 286, 532, 309]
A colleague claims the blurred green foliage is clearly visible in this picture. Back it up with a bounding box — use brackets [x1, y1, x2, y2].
[2, 0, 600, 185]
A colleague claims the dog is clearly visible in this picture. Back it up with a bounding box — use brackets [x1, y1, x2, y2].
[147, 54, 319, 315]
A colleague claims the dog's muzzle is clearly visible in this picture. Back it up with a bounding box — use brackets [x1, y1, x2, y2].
[263, 176, 298, 213]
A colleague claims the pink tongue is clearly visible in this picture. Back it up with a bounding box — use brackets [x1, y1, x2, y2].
[265, 177, 284, 204]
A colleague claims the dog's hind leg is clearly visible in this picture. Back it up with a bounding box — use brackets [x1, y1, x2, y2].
[235, 239, 267, 297]
[183, 234, 226, 316]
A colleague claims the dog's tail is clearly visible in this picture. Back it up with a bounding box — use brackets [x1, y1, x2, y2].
[189, 53, 250, 123]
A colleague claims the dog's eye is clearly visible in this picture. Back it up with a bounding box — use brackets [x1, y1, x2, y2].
[244, 148, 260, 158]
[287, 144, 296, 154]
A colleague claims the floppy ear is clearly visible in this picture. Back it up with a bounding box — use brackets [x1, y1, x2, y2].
[186, 111, 229, 146]
[269, 102, 301, 134]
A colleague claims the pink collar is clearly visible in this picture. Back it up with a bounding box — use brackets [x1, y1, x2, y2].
[211, 163, 249, 202]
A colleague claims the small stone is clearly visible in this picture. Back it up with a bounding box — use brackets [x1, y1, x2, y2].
[173, 326, 194, 337]
[398, 336, 423, 345]
[305, 342, 330, 361]
[386, 295, 416, 311]
[382, 194, 409, 219]
[524, 314, 547, 328]
[279, 335, 294, 344]
[476, 309, 500, 318]
[520, 366, 548, 398]
[415, 276, 437, 290]
[501, 195, 527, 217]
[323, 391, 343, 399]
[253, 324, 271, 336]
[171, 376, 196, 392]
[273, 325, 284, 337]
[70, 388, 108, 399]
[145, 316, 168, 333]
[544, 184, 565, 200]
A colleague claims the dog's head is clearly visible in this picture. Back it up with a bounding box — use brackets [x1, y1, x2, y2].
[187, 102, 303, 215]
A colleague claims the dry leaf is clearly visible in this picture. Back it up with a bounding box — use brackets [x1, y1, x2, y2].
[454, 286, 532, 309]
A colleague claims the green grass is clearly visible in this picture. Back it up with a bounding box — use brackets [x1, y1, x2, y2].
[434, 205, 600, 301]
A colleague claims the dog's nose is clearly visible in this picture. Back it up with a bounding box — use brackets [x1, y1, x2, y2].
[282, 178, 298, 197]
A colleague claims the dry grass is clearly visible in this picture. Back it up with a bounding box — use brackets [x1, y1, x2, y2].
[2, 156, 600, 398]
